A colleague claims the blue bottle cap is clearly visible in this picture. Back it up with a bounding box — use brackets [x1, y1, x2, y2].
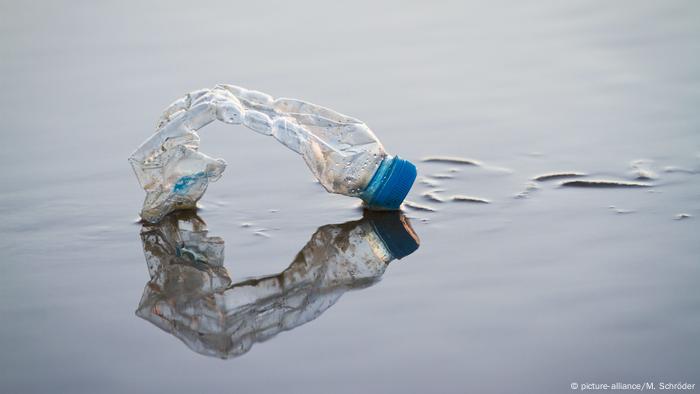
[365, 210, 420, 260]
[361, 156, 417, 210]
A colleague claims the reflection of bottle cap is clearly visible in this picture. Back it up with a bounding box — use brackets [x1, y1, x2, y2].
[361, 156, 417, 210]
[367, 211, 420, 260]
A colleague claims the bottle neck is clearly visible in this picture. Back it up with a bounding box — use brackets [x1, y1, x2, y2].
[360, 155, 417, 210]
[360, 155, 395, 207]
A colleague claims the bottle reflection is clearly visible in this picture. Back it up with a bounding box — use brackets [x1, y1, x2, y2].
[136, 210, 420, 359]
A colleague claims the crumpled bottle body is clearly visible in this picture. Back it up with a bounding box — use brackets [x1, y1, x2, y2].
[130, 85, 388, 223]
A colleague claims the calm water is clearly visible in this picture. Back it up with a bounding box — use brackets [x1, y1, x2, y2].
[1, 1, 699, 393]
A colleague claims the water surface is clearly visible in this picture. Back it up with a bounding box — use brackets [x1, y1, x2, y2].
[1, 1, 699, 393]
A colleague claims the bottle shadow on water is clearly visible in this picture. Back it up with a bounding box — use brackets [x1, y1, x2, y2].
[135, 210, 420, 359]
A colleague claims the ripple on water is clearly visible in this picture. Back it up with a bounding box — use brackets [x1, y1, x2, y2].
[451, 195, 490, 204]
[633, 171, 656, 181]
[609, 206, 635, 215]
[422, 191, 446, 203]
[422, 156, 480, 166]
[253, 230, 270, 237]
[515, 182, 539, 199]
[663, 166, 697, 175]
[418, 177, 441, 187]
[429, 173, 455, 179]
[630, 159, 657, 181]
[403, 200, 436, 212]
[533, 172, 587, 182]
[560, 180, 651, 188]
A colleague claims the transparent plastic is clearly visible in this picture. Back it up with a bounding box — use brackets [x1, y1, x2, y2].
[130, 85, 388, 223]
[135, 211, 419, 359]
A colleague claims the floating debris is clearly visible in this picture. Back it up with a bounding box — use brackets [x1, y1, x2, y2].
[451, 195, 490, 204]
[403, 200, 436, 212]
[448, 168, 460, 173]
[240, 222, 253, 228]
[422, 191, 446, 203]
[533, 172, 586, 182]
[674, 213, 692, 220]
[422, 156, 480, 166]
[561, 180, 651, 188]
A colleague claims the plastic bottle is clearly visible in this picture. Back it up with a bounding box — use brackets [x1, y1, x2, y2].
[136, 210, 420, 358]
[130, 84, 417, 223]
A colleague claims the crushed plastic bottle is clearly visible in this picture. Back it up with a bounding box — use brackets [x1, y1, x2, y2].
[135, 210, 420, 359]
[130, 85, 417, 223]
